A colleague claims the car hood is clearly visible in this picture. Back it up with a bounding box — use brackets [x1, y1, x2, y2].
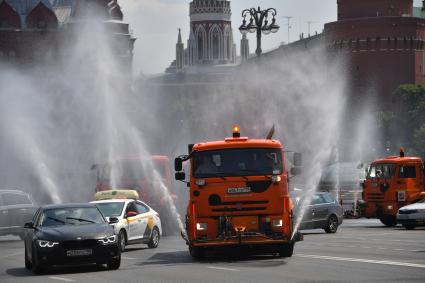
[37, 224, 114, 241]
[399, 202, 425, 211]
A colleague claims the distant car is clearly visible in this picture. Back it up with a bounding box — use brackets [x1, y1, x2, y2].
[295, 192, 344, 233]
[0, 190, 37, 239]
[23, 203, 121, 274]
[91, 198, 162, 252]
[397, 198, 425, 230]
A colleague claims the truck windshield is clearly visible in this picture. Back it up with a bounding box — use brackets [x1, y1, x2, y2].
[192, 148, 283, 178]
[367, 163, 396, 179]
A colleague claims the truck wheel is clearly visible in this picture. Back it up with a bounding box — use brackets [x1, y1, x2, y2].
[324, 215, 339, 233]
[148, 227, 160, 248]
[379, 216, 397, 227]
[189, 246, 205, 260]
[278, 242, 294, 258]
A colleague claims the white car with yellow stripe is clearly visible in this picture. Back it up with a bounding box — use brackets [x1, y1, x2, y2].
[91, 199, 162, 252]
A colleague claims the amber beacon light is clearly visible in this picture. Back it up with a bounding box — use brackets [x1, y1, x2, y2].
[232, 125, 241, 138]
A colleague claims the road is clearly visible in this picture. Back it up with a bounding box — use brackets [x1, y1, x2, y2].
[0, 219, 424, 283]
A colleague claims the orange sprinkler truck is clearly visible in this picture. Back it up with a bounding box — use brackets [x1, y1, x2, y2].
[360, 148, 425, 226]
[174, 126, 303, 259]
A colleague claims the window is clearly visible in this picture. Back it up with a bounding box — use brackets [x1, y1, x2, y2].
[198, 34, 203, 60]
[367, 164, 396, 179]
[96, 202, 125, 217]
[311, 194, 324, 205]
[126, 202, 137, 214]
[212, 29, 219, 59]
[193, 148, 283, 178]
[399, 166, 416, 178]
[136, 202, 149, 214]
[322, 193, 335, 204]
[2, 193, 32, 206]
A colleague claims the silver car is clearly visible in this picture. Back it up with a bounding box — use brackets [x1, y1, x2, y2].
[294, 192, 344, 233]
[397, 198, 425, 230]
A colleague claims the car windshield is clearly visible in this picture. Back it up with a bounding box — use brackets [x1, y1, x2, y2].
[192, 148, 283, 178]
[41, 207, 106, 227]
[367, 163, 396, 179]
[96, 202, 125, 217]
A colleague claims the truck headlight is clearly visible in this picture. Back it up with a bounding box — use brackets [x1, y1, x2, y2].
[196, 223, 208, 231]
[98, 235, 117, 245]
[37, 240, 59, 248]
[386, 205, 393, 211]
[272, 219, 283, 227]
[271, 175, 281, 183]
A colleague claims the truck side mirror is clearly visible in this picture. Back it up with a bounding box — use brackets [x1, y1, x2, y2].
[291, 167, 302, 176]
[175, 157, 183, 172]
[175, 172, 186, 181]
[294, 153, 302, 167]
[188, 144, 194, 154]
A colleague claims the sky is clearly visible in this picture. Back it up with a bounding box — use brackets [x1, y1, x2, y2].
[121, 0, 424, 75]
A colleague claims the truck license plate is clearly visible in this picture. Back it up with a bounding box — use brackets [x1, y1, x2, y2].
[67, 249, 93, 257]
[227, 187, 251, 194]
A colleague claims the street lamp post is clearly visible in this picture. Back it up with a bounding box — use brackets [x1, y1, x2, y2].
[239, 7, 279, 57]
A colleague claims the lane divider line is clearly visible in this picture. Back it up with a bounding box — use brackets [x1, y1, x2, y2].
[0, 252, 23, 259]
[48, 276, 75, 282]
[121, 256, 137, 260]
[296, 254, 425, 269]
[207, 266, 240, 272]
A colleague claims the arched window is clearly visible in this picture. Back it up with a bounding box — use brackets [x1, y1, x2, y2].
[212, 29, 219, 59]
[198, 33, 203, 60]
[226, 34, 231, 60]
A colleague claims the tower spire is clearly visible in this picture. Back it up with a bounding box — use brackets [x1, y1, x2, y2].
[178, 28, 182, 44]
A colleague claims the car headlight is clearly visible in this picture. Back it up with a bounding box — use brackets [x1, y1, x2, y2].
[98, 235, 117, 245]
[37, 240, 59, 248]
[196, 223, 207, 231]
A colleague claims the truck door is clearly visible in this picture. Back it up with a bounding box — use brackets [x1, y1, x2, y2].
[397, 165, 419, 200]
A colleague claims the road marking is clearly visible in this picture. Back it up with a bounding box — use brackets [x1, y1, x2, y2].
[0, 252, 23, 258]
[48, 277, 75, 282]
[296, 254, 425, 269]
[122, 256, 137, 260]
[207, 266, 240, 272]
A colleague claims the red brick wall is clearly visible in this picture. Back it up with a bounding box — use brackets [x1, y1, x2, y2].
[337, 0, 413, 20]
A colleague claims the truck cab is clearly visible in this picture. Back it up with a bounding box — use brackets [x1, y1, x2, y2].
[175, 126, 302, 258]
[361, 149, 425, 226]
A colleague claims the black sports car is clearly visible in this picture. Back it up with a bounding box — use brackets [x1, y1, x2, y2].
[23, 203, 121, 274]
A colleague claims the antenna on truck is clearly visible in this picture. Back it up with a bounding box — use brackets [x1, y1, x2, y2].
[266, 124, 275, 140]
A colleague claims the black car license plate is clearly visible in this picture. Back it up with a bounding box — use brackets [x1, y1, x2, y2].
[66, 249, 93, 257]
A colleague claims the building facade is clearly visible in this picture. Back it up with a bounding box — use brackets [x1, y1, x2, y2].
[169, 0, 237, 73]
[325, 0, 425, 106]
[0, 0, 135, 72]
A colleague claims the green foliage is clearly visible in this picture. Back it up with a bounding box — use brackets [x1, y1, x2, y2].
[381, 84, 425, 158]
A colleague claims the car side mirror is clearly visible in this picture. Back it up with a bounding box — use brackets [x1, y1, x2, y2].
[126, 211, 137, 218]
[175, 172, 186, 181]
[291, 167, 302, 176]
[175, 157, 183, 172]
[24, 222, 34, 229]
[109, 217, 119, 224]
